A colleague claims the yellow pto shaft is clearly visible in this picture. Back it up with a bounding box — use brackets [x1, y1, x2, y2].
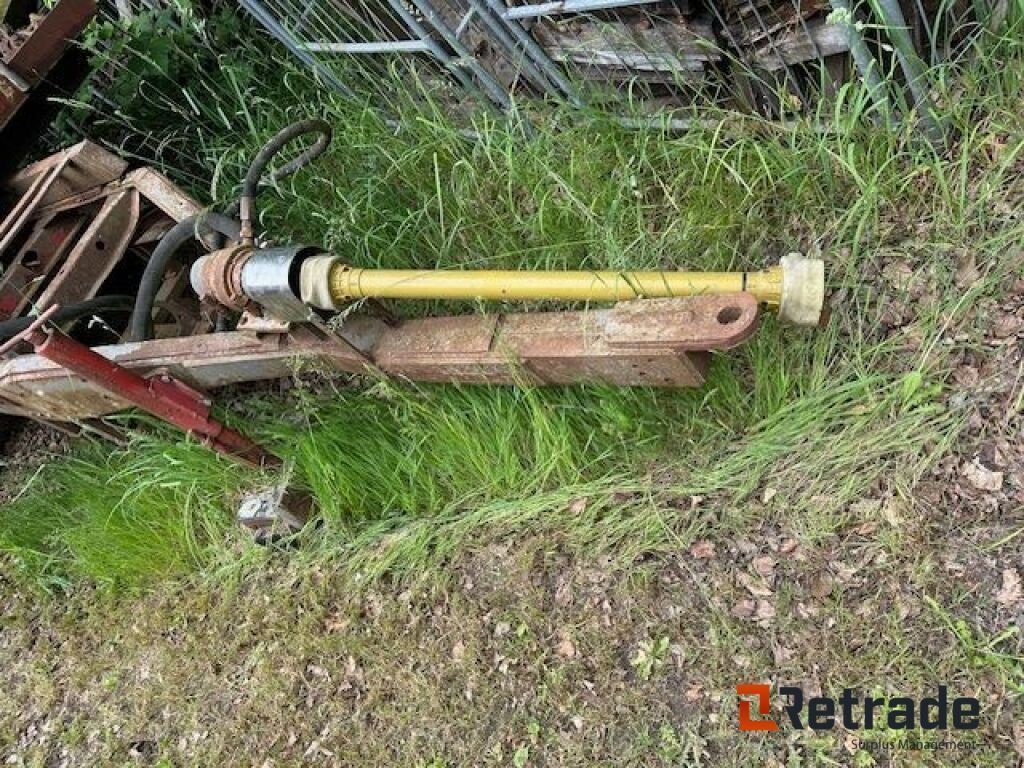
[331, 267, 778, 304]
[300, 253, 825, 326]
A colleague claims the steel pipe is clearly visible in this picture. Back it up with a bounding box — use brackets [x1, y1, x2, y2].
[503, 0, 662, 20]
[302, 40, 432, 53]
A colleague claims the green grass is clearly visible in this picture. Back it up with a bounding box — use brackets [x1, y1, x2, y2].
[2, 8, 1021, 591]
[1, 10, 1020, 766]
[0, 431, 248, 590]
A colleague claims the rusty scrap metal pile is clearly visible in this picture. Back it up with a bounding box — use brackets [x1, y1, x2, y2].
[0, 0, 835, 529]
[0, 119, 824, 523]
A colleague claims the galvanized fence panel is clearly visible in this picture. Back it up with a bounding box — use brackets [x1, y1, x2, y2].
[239, 0, 998, 129]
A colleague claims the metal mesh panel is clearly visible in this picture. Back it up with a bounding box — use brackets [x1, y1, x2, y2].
[239, 0, 1000, 125]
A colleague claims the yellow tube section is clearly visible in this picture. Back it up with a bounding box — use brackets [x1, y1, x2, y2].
[330, 264, 783, 306]
[298, 253, 824, 326]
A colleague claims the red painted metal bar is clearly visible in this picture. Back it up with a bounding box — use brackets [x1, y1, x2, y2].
[20, 323, 281, 468]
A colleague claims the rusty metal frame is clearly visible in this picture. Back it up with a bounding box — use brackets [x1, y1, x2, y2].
[0, 305, 281, 468]
[0, 325, 363, 421]
[1, 142, 201, 322]
[32, 187, 141, 308]
[0, 293, 758, 422]
[0, 0, 96, 130]
[1, 306, 315, 528]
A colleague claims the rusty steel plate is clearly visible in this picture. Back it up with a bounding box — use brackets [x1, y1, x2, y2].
[605, 292, 759, 350]
[0, 211, 86, 319]
[122, 168, 202, 223]
[371, 294, 759, 387]
[4, 141, 126, 204]
[372, 314, 499, 360]
[0, 0, 96, 130]
[33, 188, 140, 309]
[0, 295, 761, 424]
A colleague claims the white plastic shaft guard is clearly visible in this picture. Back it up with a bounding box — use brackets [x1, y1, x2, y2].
[300, 254, 342, 311]
[779, 253, 825, 327]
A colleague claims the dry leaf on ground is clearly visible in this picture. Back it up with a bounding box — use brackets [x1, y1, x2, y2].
[995, 568, 1022, 605]
[963, 460, 1004, 492]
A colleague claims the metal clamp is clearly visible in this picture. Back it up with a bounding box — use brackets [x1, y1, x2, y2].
[240, 245, 320, 323]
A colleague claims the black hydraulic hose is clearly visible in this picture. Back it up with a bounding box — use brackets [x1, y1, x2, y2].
[0, 296, 135, 343]
[127, 119, 331, 343]
[238, 118, 332, 244]
[126, 212, 241, 343]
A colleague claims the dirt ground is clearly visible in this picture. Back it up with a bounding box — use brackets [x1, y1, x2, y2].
[0, 521, 1020, 766]
[0, 421, 71, 505]
[0, 270, 1021, 766]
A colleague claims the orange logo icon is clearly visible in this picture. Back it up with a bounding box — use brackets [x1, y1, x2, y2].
[737, 683, 779, 731]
